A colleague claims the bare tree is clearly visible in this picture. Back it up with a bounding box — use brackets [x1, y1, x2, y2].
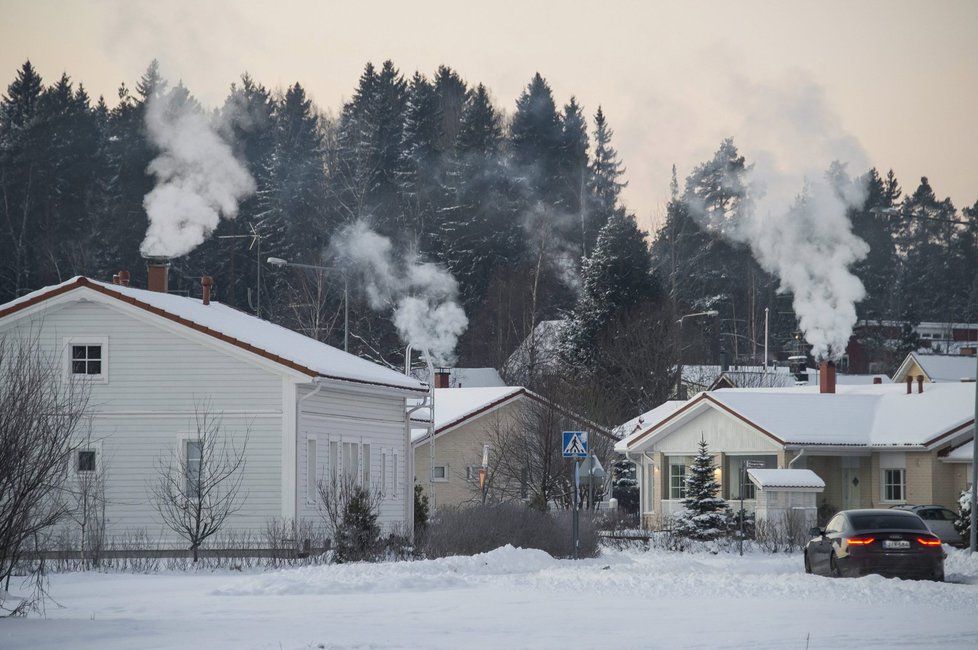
[152, 405, 249, 562]
[66, 439, 108, 569]
[0, 334, 90, 609]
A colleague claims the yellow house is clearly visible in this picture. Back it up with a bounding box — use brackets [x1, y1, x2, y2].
[615, 365, 975, 529]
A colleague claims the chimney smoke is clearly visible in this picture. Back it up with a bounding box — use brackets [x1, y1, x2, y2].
[819, 360, 836, 394]
[201, 275, 213, 305]
[145, 256, 170, 293]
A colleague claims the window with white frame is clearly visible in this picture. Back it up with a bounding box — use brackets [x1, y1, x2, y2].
[77, 449, 97, 473]
[362, 444, 371, 487]
[392, 453, 398, 497]
[306, 437, 317, 504]
[465, 465, 482, 481]
[343, 442, 359, 482]
[882, 468, 906, 502]
[66, 338, 108, 381]
[645, 462, 655, 512]
[432, 465, 448, 482]
[381, 451, 388, 497]
[667, 456, 690, 500]
[185, 439, 203, 497]
[329, 441, 338, 485]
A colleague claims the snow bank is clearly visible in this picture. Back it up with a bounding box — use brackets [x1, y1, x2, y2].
[215, 545, 558, 596]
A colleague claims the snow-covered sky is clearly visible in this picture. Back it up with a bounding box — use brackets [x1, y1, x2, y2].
[3, 0, 976, 233]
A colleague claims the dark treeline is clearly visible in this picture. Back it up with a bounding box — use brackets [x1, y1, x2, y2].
[1, 59, 975, 425]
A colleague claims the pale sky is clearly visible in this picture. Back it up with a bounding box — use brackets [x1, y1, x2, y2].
[3, 0, 976, 231]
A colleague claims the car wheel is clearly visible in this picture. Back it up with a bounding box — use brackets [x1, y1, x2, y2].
[829, 552, 842, 578]
[804, 551, 813, 574]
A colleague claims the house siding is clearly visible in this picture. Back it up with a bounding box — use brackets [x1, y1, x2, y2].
[296, 384, 409, 533]
[1, 299, 286, 540]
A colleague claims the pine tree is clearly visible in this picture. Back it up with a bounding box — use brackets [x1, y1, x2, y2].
[851, 168, 899, 321]
[673, 438, 731, 541]
[585, 106, 626, 254]
[510, 73, 563, 205]
[398, 72, 442, 247]
[557, 96, 589, 255]
[561, 209, 658, 367]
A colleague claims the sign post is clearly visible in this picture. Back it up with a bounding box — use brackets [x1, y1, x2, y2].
[480, 443, 490, 505]
[563, 431, 589, 559]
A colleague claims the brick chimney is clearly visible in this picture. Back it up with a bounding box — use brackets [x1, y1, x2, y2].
[118, 270, 130, 287]
[818, 360, 836, 394]
[201, 276, 213, 305]
[434, 368, 451, 388]
[872, 376, 882, 384]
[916, 374, 924, 393]
[145, 257, 170, 293]
[906, 375, 913, 394]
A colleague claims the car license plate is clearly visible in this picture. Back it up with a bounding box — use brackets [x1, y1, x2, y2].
[883, 540, 910, 549]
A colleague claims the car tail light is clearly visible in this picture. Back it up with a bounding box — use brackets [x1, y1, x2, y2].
[916, 537, 942, 547]
[845, 536, 875, 546]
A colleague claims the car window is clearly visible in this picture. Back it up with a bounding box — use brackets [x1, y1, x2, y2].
[849, 513, 927, 531]
[825, 514, 844, 534]
[917, 509, 937, 520]
[938, 509, 958, 521]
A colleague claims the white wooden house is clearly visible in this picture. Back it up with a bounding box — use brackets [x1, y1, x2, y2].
[0, 270, 428, 542]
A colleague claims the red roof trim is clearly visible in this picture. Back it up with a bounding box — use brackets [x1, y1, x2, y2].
[0, 278, 428, 394]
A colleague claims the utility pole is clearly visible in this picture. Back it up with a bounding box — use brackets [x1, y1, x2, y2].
[764, 307, 769, 375]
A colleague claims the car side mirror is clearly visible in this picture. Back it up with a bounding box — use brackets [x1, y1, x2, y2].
[809, 527, 823, 537]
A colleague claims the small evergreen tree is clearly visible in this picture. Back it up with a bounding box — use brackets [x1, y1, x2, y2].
[955, 489, 972, 542]
[334, 485, 382, 563]
[414, 482, 430, 544]
[673, 438, 730, 542]
[611, 458, 639, 514]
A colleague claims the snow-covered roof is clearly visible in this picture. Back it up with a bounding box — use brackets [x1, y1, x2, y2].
[411, 387, 524, 441]
[613, 401, 686, 439]
[410, 367, 506, 388]
[747, 469, 825, 490]
[944, 440, 974, 463]
[617, 382, 975, 452]
[893, 352, 977, 383]
[0, 277, 427, 393]
[503, 320, 568, 382]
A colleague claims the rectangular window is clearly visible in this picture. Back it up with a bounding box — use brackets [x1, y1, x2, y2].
[307, 437, 317, 504]
[77, 450, 96, 472]
[726, 455, 777, 500]
[883, 468, 906, 502]
[381, 451, 387, 496]
[362, 444, 371, 487]
[343, 442, 359, 482]
[645, 462, 655, 512]
[185, 439, 203, 497]
[432, 465, 448, 482]
[392, 454, 398, 497]
[71, 345, 102, 376]
[329, 441, 338, 485]
[669, 463, 686, 500]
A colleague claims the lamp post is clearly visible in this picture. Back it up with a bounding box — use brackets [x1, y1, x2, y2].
[675, 310, 720, 399]
[267, 257, 349, 353]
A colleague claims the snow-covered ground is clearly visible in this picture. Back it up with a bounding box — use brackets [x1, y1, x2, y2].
[4, 545, 978, 649]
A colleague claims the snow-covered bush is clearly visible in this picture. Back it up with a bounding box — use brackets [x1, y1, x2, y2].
[672, 439, 732, 543]
[955, 489, 972, 541]
[423, 503, 598, 559]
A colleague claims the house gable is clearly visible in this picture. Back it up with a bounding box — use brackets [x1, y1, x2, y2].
[653, 403, 783, 455]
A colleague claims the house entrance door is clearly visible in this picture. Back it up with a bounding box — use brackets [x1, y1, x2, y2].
[841, 457, 861, 509]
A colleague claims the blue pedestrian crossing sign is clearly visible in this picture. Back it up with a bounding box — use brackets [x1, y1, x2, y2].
[562, 431, 588, 458]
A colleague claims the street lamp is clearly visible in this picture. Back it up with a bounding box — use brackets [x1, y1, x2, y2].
[267, 257, 350, 353]
[675, 310, 720, 399]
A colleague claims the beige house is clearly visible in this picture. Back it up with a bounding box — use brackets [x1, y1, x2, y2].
[615, 363, 975, 529]
[892, 351, 977, 383]
[413, 387, 611, 509]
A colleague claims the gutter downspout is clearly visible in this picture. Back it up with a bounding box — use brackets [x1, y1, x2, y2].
[296, 378, 325, 525]
[405, 345, 436, 539]
[788, 448, 805, 469]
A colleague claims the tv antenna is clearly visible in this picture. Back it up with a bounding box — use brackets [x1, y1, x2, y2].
[218, 223, 265, 317]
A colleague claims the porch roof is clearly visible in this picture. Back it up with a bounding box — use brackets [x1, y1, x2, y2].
[747, 469, 825, 490]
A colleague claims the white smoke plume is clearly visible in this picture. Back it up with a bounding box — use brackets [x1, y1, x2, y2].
[690, 73, 871, 361]
[140, 89, 255, 258]
[329, 221, 468, 365]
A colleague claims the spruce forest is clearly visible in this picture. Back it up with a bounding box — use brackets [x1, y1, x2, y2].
[1, 59, 976, 425]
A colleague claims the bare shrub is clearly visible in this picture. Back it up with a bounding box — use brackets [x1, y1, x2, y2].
[0, 335, 90, 612]
[754, 510, 810, 553]
[152, 405, 249, 562]
[423, 503, 598, 559]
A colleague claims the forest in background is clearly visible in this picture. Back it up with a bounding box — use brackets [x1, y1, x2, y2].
[1, 59, 976, 425]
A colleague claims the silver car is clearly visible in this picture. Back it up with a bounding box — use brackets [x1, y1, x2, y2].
[891, 505, 963, 546]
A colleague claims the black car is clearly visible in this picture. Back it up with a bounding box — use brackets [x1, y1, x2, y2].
[804, 509, 944, 581]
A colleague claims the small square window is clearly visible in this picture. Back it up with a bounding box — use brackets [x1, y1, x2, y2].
[432, 465, 448, 481]
[71, 344, 103, 376]
[77, 450, 96, 472]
